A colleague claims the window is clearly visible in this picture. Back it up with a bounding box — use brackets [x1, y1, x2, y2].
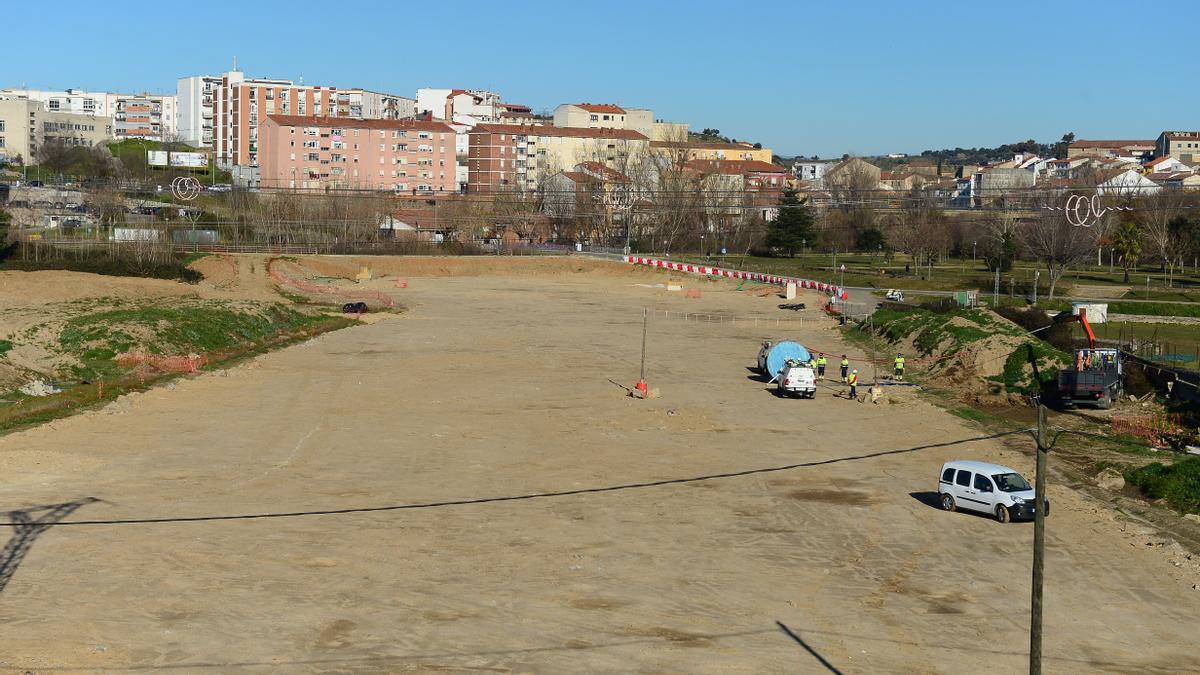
[954, 470, 971, 487]
[973, 474, 993, 492]
[941, 468, 955, 483]
[589, 114, 598, 122]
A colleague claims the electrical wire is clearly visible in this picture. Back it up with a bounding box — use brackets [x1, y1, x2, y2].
[4, 429, 1031, 528]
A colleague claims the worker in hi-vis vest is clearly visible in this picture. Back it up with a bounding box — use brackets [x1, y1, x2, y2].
[848, 369, 859, 399]
[816, 353, 827, 380]
[840, 355, 850, 383]
[894, 353, 906, 381]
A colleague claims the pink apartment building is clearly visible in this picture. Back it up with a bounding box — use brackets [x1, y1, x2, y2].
[260, 115, 457, 192]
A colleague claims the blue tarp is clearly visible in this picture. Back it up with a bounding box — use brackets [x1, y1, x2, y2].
[765, 341, 812, 377]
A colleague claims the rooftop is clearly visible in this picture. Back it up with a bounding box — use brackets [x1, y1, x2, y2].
[265, 114, 455, 133]
[573, 103, 626, 114]
[1069, 139, 1156, 148]
[685, 159, 787, 175]
[471, 123, 648, 141]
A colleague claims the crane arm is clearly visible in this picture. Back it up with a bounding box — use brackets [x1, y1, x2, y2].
[1061, 308, 1098, 349]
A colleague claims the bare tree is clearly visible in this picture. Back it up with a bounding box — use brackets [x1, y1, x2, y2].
[1023, 209, 1100, 299]
[1139, 192, 1184, 287]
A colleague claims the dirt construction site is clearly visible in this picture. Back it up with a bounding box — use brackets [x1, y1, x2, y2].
[1, 255, 1199, 673]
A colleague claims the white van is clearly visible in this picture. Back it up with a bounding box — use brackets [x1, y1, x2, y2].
[937, 460, 1046, 523]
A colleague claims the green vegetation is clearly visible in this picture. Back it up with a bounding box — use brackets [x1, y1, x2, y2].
[57, 301, 340, 380]
[870, 307, 1017, 356]
[990, 342, 1069, 393]
[1125, 457, 1200, 515]
[0, 252, 203, 283]
[763, 188, 815, 257]
[0, 339, 12, 356]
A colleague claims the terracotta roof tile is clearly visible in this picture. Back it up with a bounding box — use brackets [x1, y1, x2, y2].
[574, 103, 626, 114]
[471, 123, 647, 140]
[265, 114, 455, 133]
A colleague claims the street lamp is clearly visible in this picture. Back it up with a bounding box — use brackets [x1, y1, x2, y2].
[972, 240, 977, 266]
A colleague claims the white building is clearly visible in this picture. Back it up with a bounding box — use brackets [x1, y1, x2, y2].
[793, 160, 837, 182]
[0, 87, 177, 142]
[417, 88, 504, 122]
[1096, 168, 1162, 197]
[177, 75, 221, 147]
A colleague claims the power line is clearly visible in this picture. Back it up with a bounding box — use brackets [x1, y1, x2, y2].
[5, 429, 1030, 528]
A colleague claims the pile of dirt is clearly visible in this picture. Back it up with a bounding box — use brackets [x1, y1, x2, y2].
[870, 307, 1068, 406]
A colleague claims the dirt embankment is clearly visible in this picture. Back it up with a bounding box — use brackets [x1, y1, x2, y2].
[870, 307, 1068, 406]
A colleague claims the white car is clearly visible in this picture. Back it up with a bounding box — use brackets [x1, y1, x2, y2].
[937, 460, 1046, 523]
[885, 289, 904, 302]
[777, 361, 817, 398]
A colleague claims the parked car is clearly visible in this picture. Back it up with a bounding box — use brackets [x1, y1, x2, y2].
[777, 359, 817, 398]
[937, 460, 1046, 523]
[885, 289, 904, 302]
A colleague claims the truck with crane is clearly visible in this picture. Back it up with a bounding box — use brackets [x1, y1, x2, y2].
[1056, 308, 1122, 409]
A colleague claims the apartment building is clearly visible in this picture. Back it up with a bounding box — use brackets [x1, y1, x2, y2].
[177, 75, 221, 147]
[467, 123, 649, 193]
[416, 88, 503, 121]
[650, 140, 772, 163]
[0, 87, 175, 141]
[0, 97, 112, 163]
[259, 114, 456, 192]
[210, 70, 416, 178]
[552, 103, 686, 141]
[1156, 131, 1200, 164]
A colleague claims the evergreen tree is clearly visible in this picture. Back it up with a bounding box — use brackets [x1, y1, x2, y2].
[764, 188, 815, 257]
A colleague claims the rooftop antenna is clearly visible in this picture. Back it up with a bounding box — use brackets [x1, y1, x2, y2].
[232, 56, 239, 72]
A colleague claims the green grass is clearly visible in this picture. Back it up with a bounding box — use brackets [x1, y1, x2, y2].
[870, 307, 1024, 357]
[1125, 457, 1200, 515]
[57, 301, 336, 380]
[990, 342, 1070, 393]
[673, 252, 1200, 299]
[0, 339, 12, 357]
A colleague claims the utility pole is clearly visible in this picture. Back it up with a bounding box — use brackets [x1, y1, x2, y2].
[1033, 269, 1040, 306]
[1030, 402, 1048, 675]
[993, 268, 1000, 308]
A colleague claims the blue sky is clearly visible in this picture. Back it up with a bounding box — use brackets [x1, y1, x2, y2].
[4, 1, 1197, 157]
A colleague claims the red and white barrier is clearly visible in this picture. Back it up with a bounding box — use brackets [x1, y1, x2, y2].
[624, 256, 846, 300]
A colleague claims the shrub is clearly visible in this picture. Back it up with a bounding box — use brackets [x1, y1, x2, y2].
[1125, 457, 1200, 515]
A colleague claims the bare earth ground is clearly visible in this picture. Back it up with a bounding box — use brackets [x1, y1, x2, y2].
[1, 259, 1198, 673]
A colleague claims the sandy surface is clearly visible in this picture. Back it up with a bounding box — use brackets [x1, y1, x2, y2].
[1, 261, 1198, 673]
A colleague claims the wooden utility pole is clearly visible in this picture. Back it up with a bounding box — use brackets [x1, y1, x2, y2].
[1030, 402, 1048, 675]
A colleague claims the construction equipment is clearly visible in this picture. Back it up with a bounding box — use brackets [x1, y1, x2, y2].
[1056, 308, 1122, 409]
[757, 340, 811, 379]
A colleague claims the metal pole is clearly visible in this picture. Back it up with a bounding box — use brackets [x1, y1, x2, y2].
[1030, 403, 1048, 675]
[993, 268, 1000, 308]
[1033, 270, 1039, 306]
[639, 307, 648, 383]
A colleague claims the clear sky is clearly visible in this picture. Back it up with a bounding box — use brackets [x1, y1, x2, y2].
[4, 0, 1197, 158]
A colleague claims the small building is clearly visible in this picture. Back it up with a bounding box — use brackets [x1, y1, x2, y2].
[1095, 167, 1161, 196]
[1155, 131, 1200, 164]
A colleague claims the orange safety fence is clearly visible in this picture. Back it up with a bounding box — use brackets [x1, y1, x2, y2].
[266, 256, 395, 308]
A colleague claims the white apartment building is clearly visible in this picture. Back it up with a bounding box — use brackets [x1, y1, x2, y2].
[417, 88, 502, 121]
[0, 88, 176, 141]
[177, 75, 221, 147]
